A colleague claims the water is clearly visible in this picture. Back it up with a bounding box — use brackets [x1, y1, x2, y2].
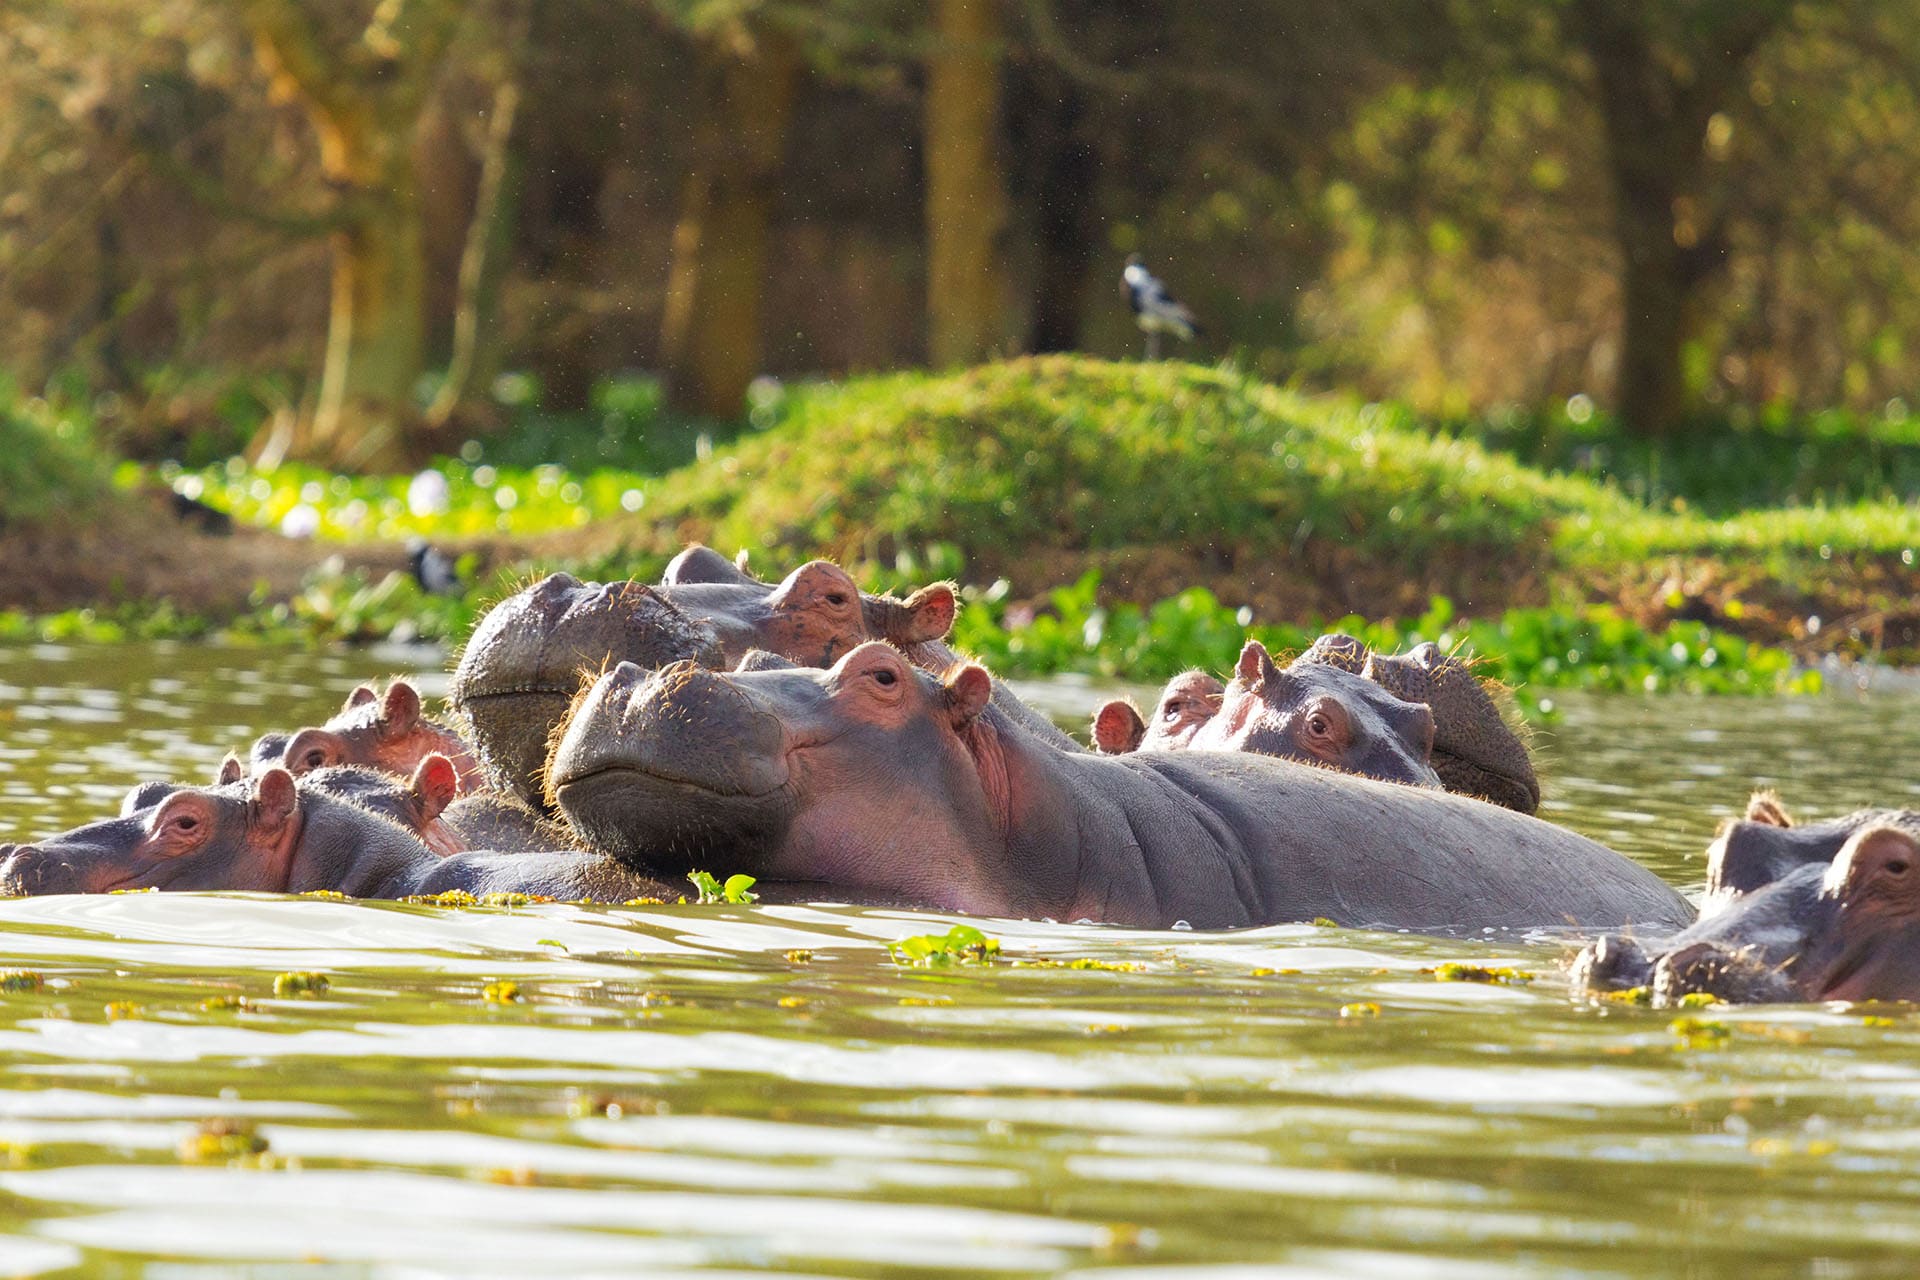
[0, 645, 1917, 1277]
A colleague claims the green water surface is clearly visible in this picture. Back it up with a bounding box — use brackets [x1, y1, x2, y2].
[0, 644, 1914, 1278]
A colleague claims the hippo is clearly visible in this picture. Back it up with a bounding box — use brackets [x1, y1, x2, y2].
[1703, 790, 1920, 910]
[1290, 635, 1539, 813]
[544, 642, 1692, 934]
[1091, 671, 1224, 755]
[1090, 636, 1538, 812]
[447, 559, 959, 805]
[1573, 823, 1920, 1005]
[233, 679, 484, 795]
[0, 769, 669, 901]
[1177, 641, 1440, 790]
[297, 759, 579, 857]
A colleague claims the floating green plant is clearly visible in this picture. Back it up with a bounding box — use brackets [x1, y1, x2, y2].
[687, 871, 758, 904]
[888, 925, 1001, 968]
[273, 971, 329, 998]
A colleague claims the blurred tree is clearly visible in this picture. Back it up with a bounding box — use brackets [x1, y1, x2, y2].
[657, 16, 802, 418]
[238, 0, 467, 467]
[1557, 0, 1795, 437]
[924, 0, 1017, 365]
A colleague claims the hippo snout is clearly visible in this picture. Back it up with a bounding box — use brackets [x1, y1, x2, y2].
[550, 661, 788, 799]
[0, 846, 75, 896]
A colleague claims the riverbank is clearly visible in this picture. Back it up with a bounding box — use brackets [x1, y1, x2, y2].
[4, 357, 1917, 689]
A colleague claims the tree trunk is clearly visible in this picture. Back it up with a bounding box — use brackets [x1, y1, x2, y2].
[426, 79, 522, 433]
[1567, 0, 1788, 438]
[1025, 78, 1098, 354]
[925, 0, 1016, 366]
[311, 175, 427, 470]
[660, 30, 800, 419]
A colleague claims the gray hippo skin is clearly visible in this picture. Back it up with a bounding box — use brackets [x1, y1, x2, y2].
[546, 642, 1692, 934]
[295, 758, 580, 857]
[1181, 640, 1441, 790]
[1574, 822, 1920, 1005]
[1291, 634, 1540, 813]
[0, 768, 669, 901]
[447, 557, 958, 805]
[1702, 790, 1920, 909]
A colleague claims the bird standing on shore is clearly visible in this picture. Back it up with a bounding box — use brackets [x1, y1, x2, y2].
[1122, 254, 1201, 360]
[407, 538, 461, 596]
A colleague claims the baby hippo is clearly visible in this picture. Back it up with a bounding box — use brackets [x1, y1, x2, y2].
[2, 765, 667, 901]
[1168, 641, 1441, 790]
[1573, 823, 1920, 1005]
[1091, 671, 1224, 755]
[265, 678, 486, 794]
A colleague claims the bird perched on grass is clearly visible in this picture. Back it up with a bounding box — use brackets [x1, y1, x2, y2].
[1122, 254, 1202, 359]
[407, 537, 461, 596]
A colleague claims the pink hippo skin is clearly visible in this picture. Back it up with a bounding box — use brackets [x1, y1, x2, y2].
[1092, 671, 1224, 755]
[274, 679, 486, 795]
[545, 642, 1692, 936]
[0, 767, 668, 901]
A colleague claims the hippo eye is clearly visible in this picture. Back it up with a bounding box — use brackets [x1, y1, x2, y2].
[171, 814, 198, 832]
[1308, 715, 1331, 736]
[872, 668, 897, 687]
[1888, 859, 1910, 876]
[826, 592, 849, 607]
[302, 750, 328, 769]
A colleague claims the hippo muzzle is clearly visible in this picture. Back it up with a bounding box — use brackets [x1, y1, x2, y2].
[548, 661, 793, 871]
[0, 843, 96, 896]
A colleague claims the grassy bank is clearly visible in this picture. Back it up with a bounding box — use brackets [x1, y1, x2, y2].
[8, 356, 1919, 691]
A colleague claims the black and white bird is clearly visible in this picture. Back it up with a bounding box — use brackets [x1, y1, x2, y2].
[1122, 254, 1202, 359]
[407, 537, 461, 596]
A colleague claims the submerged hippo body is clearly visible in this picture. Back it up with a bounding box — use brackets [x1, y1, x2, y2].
[0, 769, 667, 901]
[1574, 823, 1920, 1005]
[547, 643, 1691, 935]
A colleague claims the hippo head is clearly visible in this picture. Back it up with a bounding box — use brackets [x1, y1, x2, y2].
[1813, 826, 1920, 1003]
[1187, 641, 1441, 790]
[1296, 634, 1539, 813]
[548, 642, 1011, 910]
[277, 680, 480, 794]
[299, 757, 465, 857]
[448, 560, 956, 806]
[0, 770, 304, 895]
[1091, 671, 1224, 755]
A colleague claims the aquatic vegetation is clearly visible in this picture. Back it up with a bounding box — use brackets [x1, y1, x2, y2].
[0, 971, 44, 994]
[783, 950, 815, 963]
[687, 871, 759, 905]
[1675, 991, 1721, 1008]
[478, 892, 546, 908]
[887, 925, 1001, 968]
[482, 981, 522, 1004]
[1598, 986, 1654, 1006]
[178, 1118, 268, 1164]
[273, 971, 329, 998]
[1430, 963, 1537, 985]
[1339, 1002, 1383, 1018]
[198, 994, 252, 1013]
[103, 1001, 144, 1020]
[777, 995, 810, 1009]
[1015, 957, 1147, 972]
[404, 890, 478, 907]
[1668, 1016, 1733, 1049]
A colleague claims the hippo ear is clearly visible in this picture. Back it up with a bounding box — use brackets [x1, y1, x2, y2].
[216, 754, 247, 786]
[1404, 702, 1437, 760]
[1234, 640, 1281, 688]
[409, 755, 460, 823]
[344, 684, 379, 709]
[1745, 790, 1794, 828]
[251, 768, 300, 835]
[898, 584, 957, 643]
[1092, 700, 1146, 754]
[380, 680, 422, 736]
[943, 665, 994, 730]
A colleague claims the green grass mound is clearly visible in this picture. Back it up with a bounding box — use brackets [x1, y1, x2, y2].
[649, 357, 1626, 579]
[0, 390, 109, 529]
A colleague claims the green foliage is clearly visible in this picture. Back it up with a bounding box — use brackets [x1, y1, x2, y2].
[949, 570, 1817, 703]
[649, 358, 1610, 576]
[687, 871, 759, 905]
[272, 971, 329, 998]
[887, 925, 1001, 968]
[0, 385, 110, 528]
